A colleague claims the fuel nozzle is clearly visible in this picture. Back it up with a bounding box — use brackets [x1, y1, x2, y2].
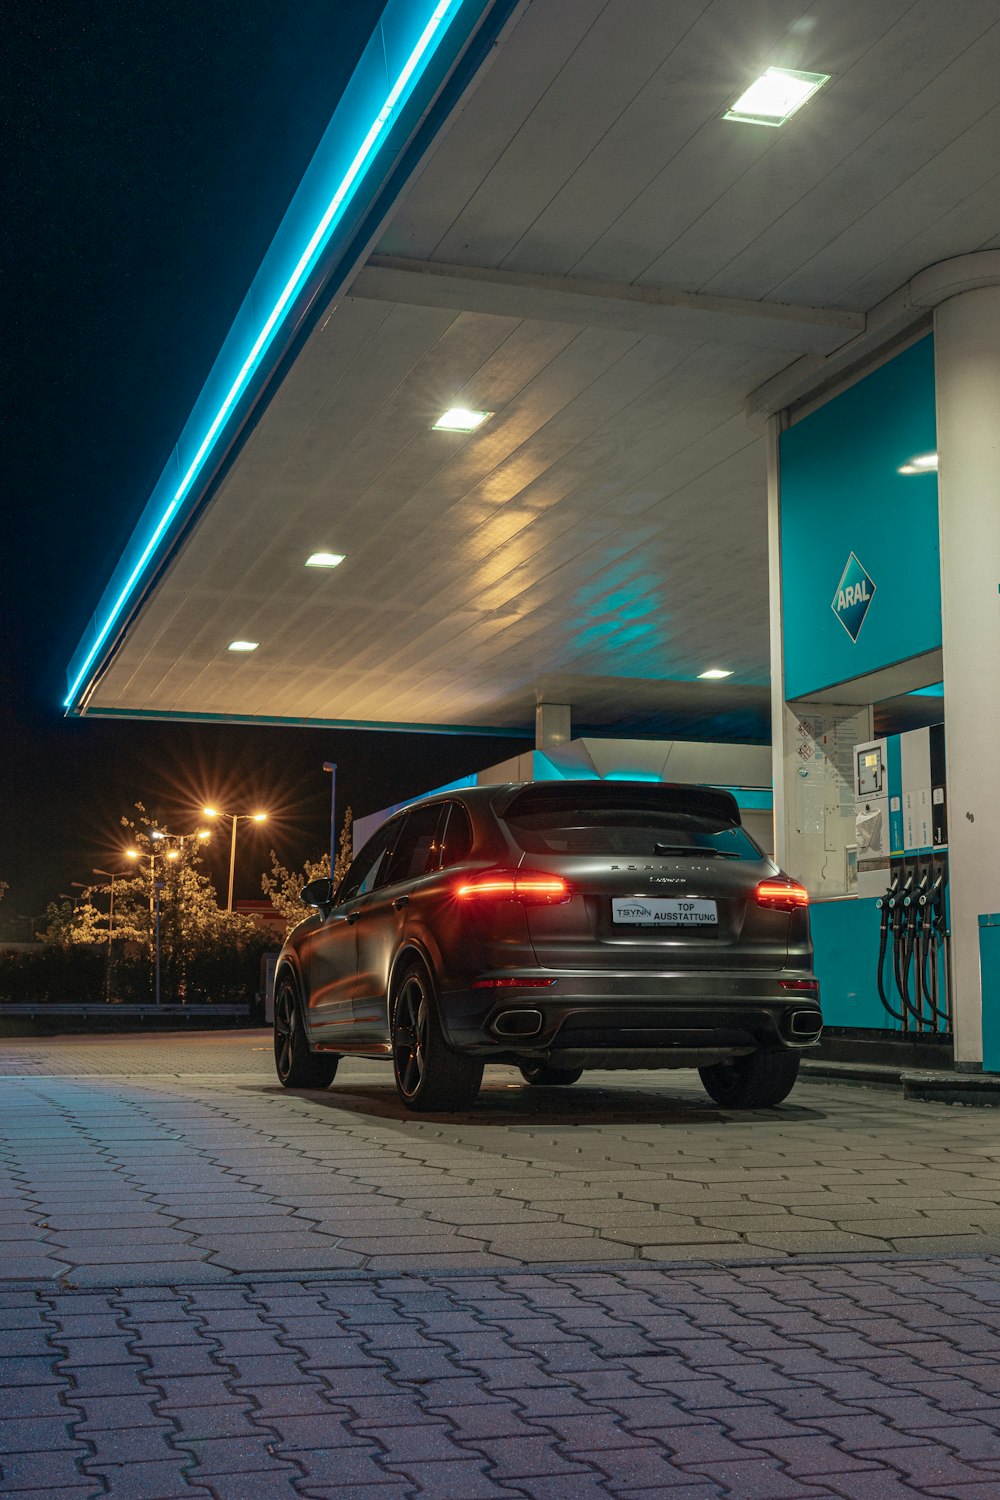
[904, 872, 928, 938]
[877, 874, 900, 913]
[918, 871, 941, 917]
[888, 873, 912, 929]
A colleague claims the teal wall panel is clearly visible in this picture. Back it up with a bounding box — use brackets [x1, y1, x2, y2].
[780, 336, 940, 700]
[811, 897, 900, 1030]
[980, 915, 1000, 1074]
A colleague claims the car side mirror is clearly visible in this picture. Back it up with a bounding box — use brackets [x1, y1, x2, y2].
[301, 877, 333, 908]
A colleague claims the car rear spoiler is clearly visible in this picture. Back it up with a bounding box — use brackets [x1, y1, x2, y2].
[494, 781, 743, 828]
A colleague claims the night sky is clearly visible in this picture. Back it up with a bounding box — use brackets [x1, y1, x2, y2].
[3, 2, 529, 937]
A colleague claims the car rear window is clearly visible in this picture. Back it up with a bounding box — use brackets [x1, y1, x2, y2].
[499, 785, 762, 861]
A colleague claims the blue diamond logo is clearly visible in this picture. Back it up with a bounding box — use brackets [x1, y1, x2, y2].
[831, 552, 876, 642]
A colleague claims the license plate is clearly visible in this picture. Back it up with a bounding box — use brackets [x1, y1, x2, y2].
[612, 898, 718, 927]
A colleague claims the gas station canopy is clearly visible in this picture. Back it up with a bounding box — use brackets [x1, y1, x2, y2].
[65, 0, 1000, 738]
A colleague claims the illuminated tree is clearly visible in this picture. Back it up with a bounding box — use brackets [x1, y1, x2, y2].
[336, 806, 354, 886]
[45, 804, 261, 951]
[261, 808, 353, 933]
[41, 898, 109, 945]
[28, 808, 271, 1006]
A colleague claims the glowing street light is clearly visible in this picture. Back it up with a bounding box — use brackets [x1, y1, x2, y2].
[202, 807, 269, 912]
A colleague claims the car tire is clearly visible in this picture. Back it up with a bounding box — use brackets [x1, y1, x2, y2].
[518, 1063, 583, 1087]
[391, 959, 483, 1112]
[698, 1049, 800, 1109]
[273, 975, 340, 1089]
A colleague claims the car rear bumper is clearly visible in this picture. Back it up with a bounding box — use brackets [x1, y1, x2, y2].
[440, 969, 822, 1067]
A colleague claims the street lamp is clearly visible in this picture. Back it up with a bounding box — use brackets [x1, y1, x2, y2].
[202, 807, 268, 912]
[323, 762, 337, 878]
[92, 867, 125, 942]
[126, 845, 180, 1004]
[93, 867, 124, 1003]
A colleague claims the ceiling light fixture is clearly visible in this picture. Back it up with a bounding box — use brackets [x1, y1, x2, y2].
[724, 66, 830, 127]
[433, 407, 493, 432]
[305, 552, 346, 568]
[227, 640, 259, 653]
[898, 452, 938, 475]
[698, 668, 734, 680]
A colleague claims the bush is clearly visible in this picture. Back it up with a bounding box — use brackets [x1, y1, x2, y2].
[0, 945, 106, 1004]
[0, 939, 270, 1007]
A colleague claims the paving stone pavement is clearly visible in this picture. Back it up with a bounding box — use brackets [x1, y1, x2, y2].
[4, 1260, 1000, 1498]
[3, 1031, 1000, 1283]
[4, 1031, 1000, 1497]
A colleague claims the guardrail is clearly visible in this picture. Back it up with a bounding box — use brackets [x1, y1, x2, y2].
[0, 1003, 251, 1019]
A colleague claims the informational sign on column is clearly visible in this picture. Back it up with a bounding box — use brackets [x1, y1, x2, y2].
[784, 703, 872, 896]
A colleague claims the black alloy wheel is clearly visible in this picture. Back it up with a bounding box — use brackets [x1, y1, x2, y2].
[698, 1049, 800, 1109]
[273, 976, 340, 1089]
[518, 1062, 584, 1087]
[391, 960, 483, 1111]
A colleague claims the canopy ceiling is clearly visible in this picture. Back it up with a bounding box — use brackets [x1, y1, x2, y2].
[75, 0, 1000, 738]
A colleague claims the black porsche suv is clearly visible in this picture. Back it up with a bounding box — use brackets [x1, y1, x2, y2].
[273, 780, 821, 1111]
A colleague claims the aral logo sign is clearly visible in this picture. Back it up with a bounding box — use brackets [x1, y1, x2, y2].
[831, 552, 876, 642]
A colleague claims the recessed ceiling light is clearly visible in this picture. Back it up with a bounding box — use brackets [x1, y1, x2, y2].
[698, 668, 733, 680]
[898, 452, 938, 475]
[433, 407, 493, 432]
[227, 640, 259, 652]
[724, 66, 830, 127]
[305, 552, 346, 568]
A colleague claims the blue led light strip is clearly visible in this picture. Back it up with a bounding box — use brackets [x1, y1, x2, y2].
[65, 0, 459, 710]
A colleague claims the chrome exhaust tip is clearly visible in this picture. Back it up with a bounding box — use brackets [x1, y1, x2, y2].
[491, 1008, 544, 1038]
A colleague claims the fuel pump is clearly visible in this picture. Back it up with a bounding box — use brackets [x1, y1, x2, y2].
[875, 876, 904, 1024]
[918, 870, 949, 1028]
[855, 726, 949, 1034]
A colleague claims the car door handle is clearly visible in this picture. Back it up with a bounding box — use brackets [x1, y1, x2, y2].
[392, 895, 410, 911]
[346, 910, 360, 924]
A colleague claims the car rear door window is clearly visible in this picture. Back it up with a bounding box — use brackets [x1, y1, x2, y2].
[378, 803, 447, 888]
[438, 802, 473, 867]
[337, 817, 401, 902]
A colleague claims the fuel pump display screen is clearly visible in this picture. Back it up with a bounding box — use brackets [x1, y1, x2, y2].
[857, 746, 883, 798]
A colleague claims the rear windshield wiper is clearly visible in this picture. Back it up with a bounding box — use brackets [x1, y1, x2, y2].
[653, 843, 741, 859]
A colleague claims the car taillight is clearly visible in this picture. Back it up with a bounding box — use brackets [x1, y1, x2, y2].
[780, 978, 820, 991]
[756, 880, 809, 911]
[456, 870, 571, 905]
